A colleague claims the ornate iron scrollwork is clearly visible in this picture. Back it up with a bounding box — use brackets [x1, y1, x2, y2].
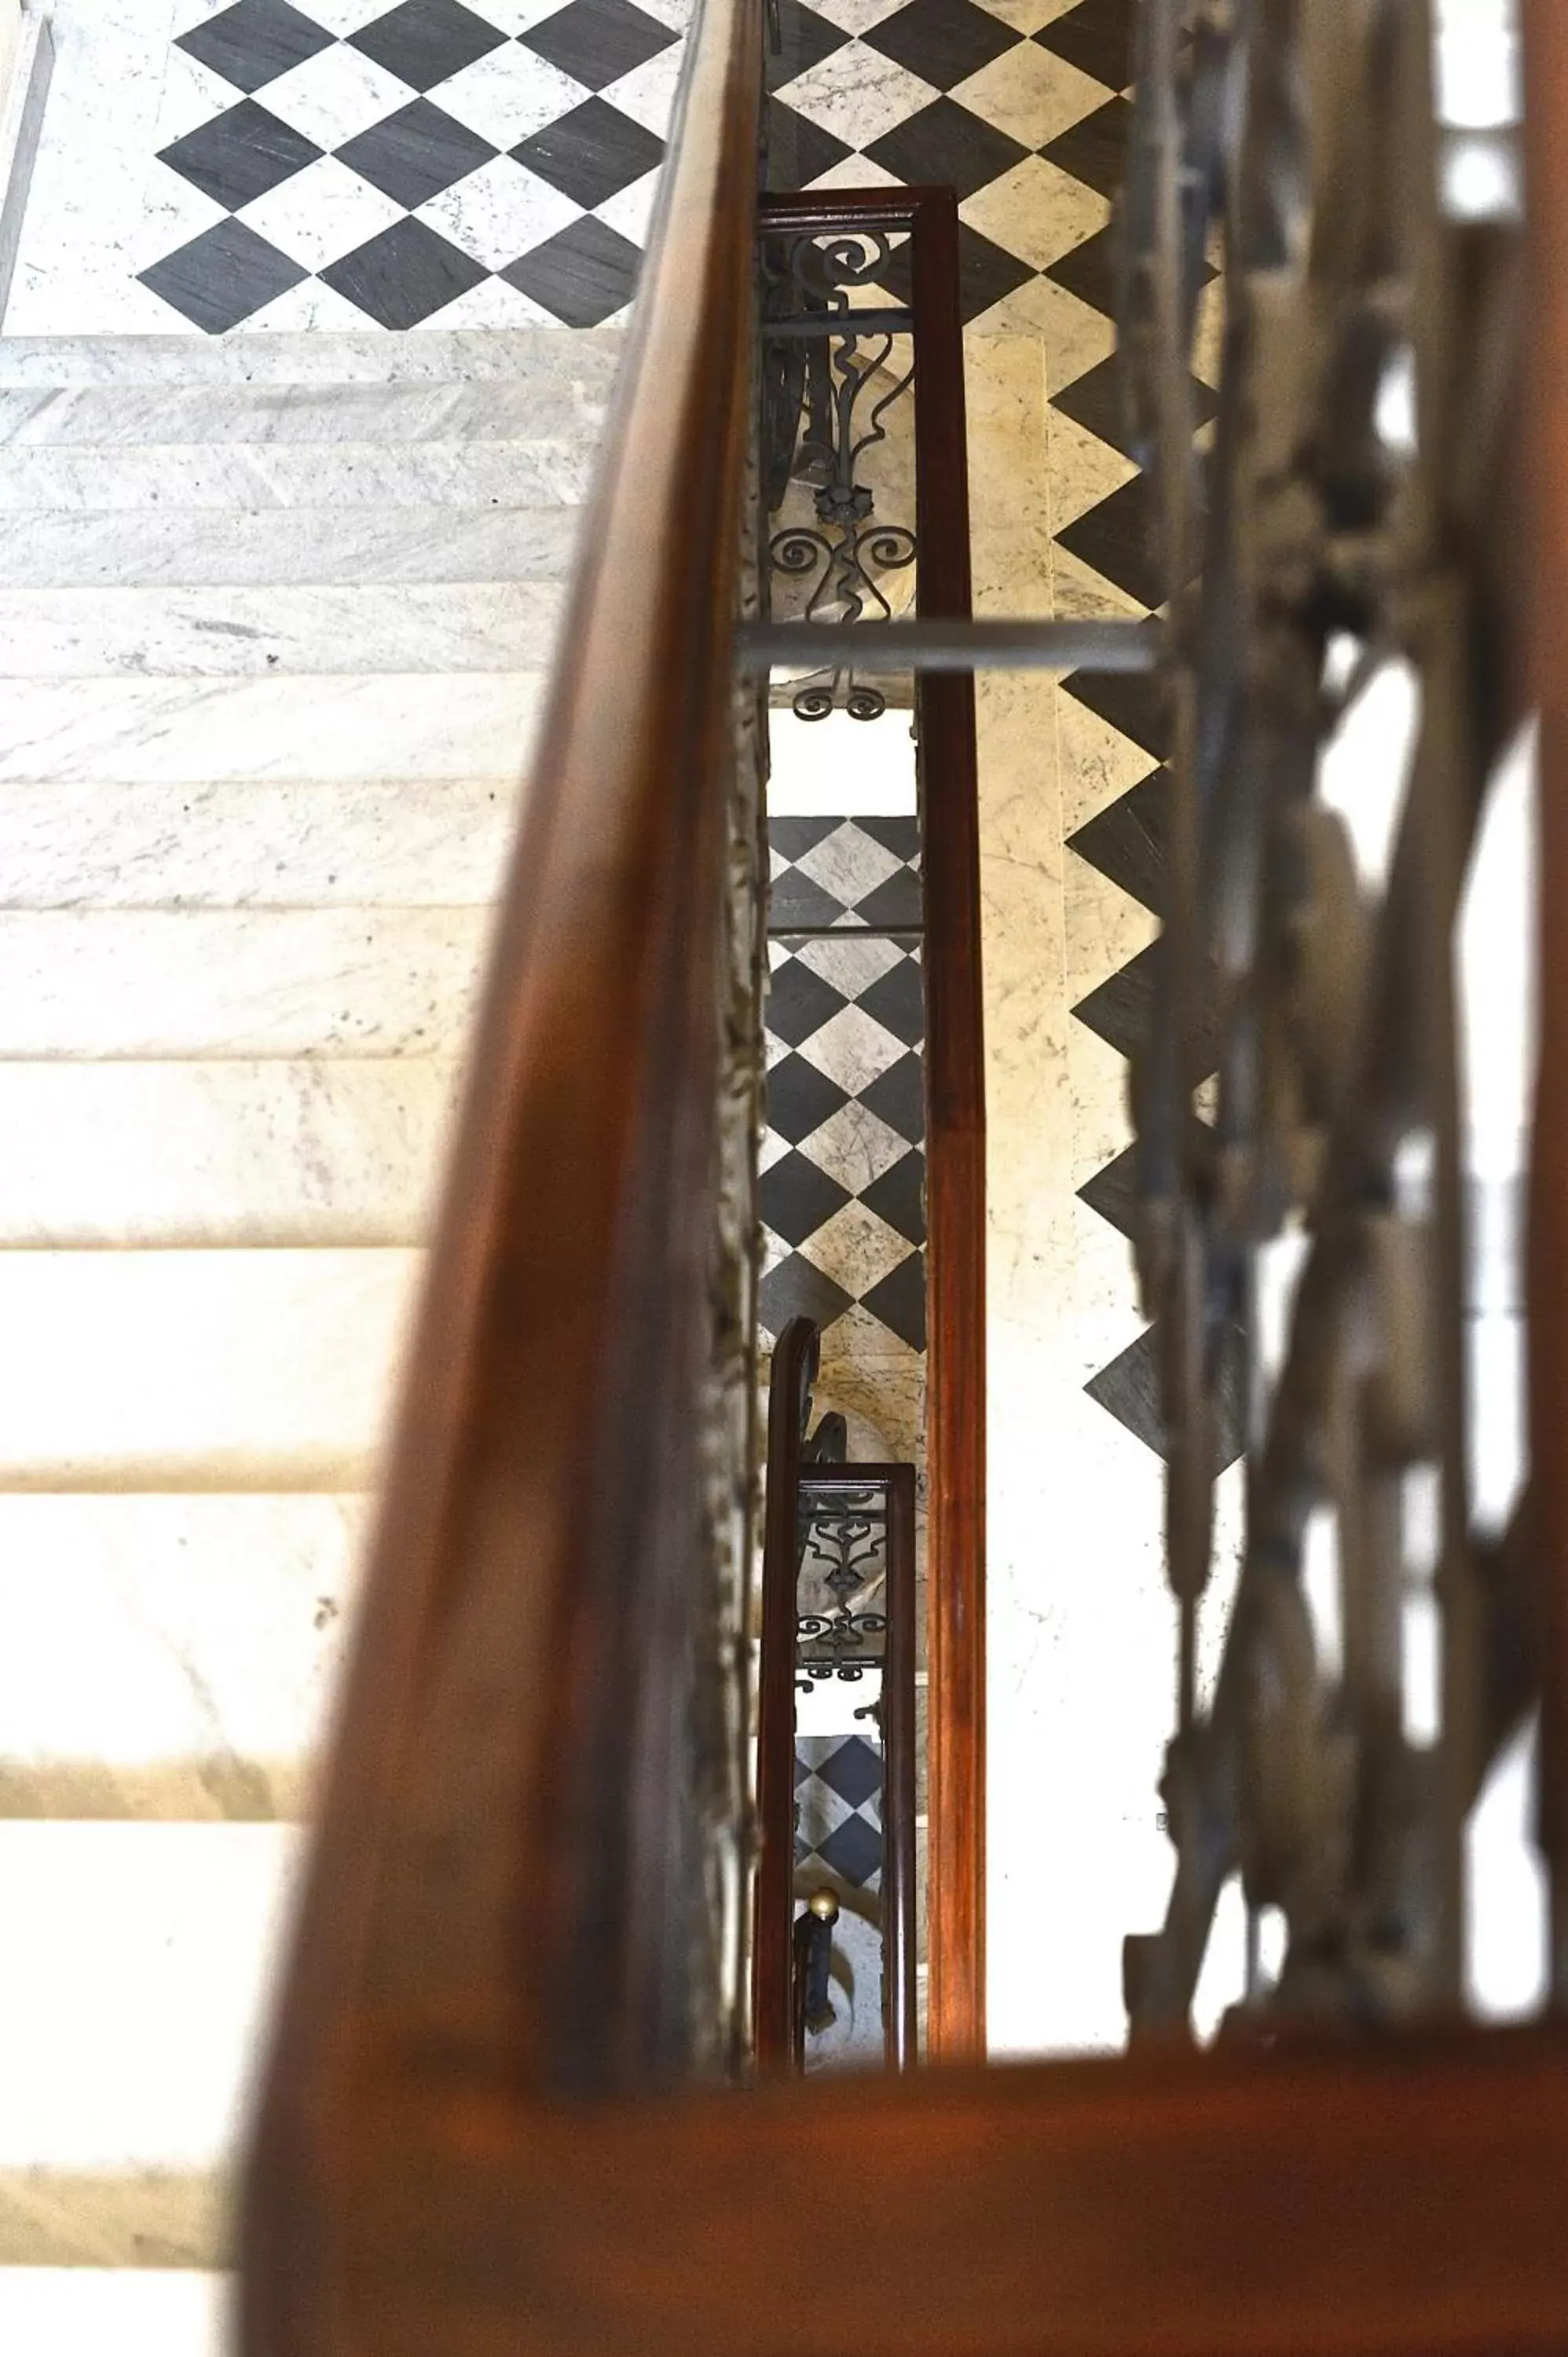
[760, 225, 918, 722]
[795, 1479, 891, 1689]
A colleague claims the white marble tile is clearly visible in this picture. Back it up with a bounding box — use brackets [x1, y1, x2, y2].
[236, 155, 406, 273]
[151, 44, 240, 145]
[0, 581, 565, 674]
[133, 163, 228, 277]
[0, 908, 489, 1057]
[0, 672, 544, 782]
[431, 40, 588, 145]
[772, 45, 938, 148]
[407, 270, 560, 327]
[960, 152, 1108, 274]
[798, 1098, 911, 1191]
[599, 41, 689, 137]
[0, 773, 525, 903]
[242, 274, 397, 332]
[801, 148, 903, 193]
[806, 0, 907, 31]
[0, 504, 579, 586]
[800, 1198, 911, 1296]
[0, 1061, 456, 1245]
[415, 154, 579, 269]
[952, 38, 1105, 148]
[261, 41, 414, 148]
[793, 932, 906, 997]
[593, 163, 661, 247]
[0, 1494, 369, 1817]
[797, 1003, 907, 1094]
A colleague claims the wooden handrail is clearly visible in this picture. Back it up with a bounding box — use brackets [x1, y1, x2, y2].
[240, 0, 763, 2341]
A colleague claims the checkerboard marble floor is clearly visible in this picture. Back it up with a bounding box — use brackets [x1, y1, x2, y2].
[5, 0, 1134, 335]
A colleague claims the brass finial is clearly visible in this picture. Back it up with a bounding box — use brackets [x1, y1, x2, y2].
[808, 1888, 840, 1923]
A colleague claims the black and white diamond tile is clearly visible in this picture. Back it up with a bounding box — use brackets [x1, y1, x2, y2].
[795, 1732, 885, 1893]
[764, 0, 1136, 325]
[760, 820, 926, 1359]
[139, 0, 687, 328]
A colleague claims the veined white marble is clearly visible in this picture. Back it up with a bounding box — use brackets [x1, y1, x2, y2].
[0, 506, 581, 587]
[0, 438, 595, 511]
[0, 1059, 456, 1244]
[0, 1248, 419, 1487]
[0, 776, 523, 902]
[0, 380, 616, 445]
[0, 1494, 368, 1818]
[0, 673, 544, 780]
[0, 330, 625, 386]
[0, 908, 488, 1056]
[0, 581, 566, 673]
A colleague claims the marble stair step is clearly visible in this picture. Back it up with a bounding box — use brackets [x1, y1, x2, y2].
[0, 2270, 229, 2352]
[0, 1248, 419, 1490]
[0, 584, 566, 675]
[0, 1495, 363, 1821]
[0, 505, 581, 587]
[0, 1821, 298, 2266]
[0, 439, 596, 510]
[0, 672, 544, 782]
[0, 909, 487, 1056]
[0, 778, 522, 904]
[0, 1061, 456, 1245]
[0, 380, 614, 448]
[0, 328, 624, 387]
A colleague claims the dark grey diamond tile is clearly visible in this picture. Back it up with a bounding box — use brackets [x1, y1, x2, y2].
[1066, 766, 1169, 912]
[818, 1734, 883, 1809]
[138, 216, 309, 332]
[158, 101, 323, 211]
[866, 94, 1029, 201]
[861, 1250, 926, 1351]
[760, 1150, 852, 1247]
[1072, 943, 1216, 1077]
[764, 93, 853, 190]
[177, 0, 335, 93]
[349, 0, 507, 90]
[500, 214, 641, 325]
[856, 957, 925, 1047]
[320, 214, 489, 326]
[1042, 218, 1120, 316]
[817, 1807, 885, 1886]
[767, 0, 852, 91]
[334, 96, 497, 207]
[860, 1149, 925, 1247]
[758, 1251, 855, 1337]
[1051, 353, 1218, 459]
[1076, 1138, 1140, 1241]
[1039, 92, 1132, 200]
[522, 0, 677, 90]
[1084, 1318, 1244, 1469]
[766, 956, 848, 1047]
[770, 878, 851, 932]
[1061, 666, 1169, 759]
[859, 1051, 925, 1146]
[1055, 471, 1162, 609]
[766, 1052, 850, 1143]
[511, 95, 662, 208]
[794, 1747, 815, 1789]
[1033, 0, 1135, 90]
[852, 867, 923, 930]
[865, 0, 1020, 87]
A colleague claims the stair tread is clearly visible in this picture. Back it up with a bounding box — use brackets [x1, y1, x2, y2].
[0, 505, 581, 588]
[0, 1060, 456, 1245]
[0, 439, 598, 510]
[0, 1248, 421, 1488]
[0, 381, 616, 446]
[0, 328, 625, 385]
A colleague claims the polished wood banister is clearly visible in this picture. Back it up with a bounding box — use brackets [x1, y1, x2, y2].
[240, 0, 763, 2341]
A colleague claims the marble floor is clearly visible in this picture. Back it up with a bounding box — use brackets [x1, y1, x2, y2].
[5, 0, 1128, 333]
